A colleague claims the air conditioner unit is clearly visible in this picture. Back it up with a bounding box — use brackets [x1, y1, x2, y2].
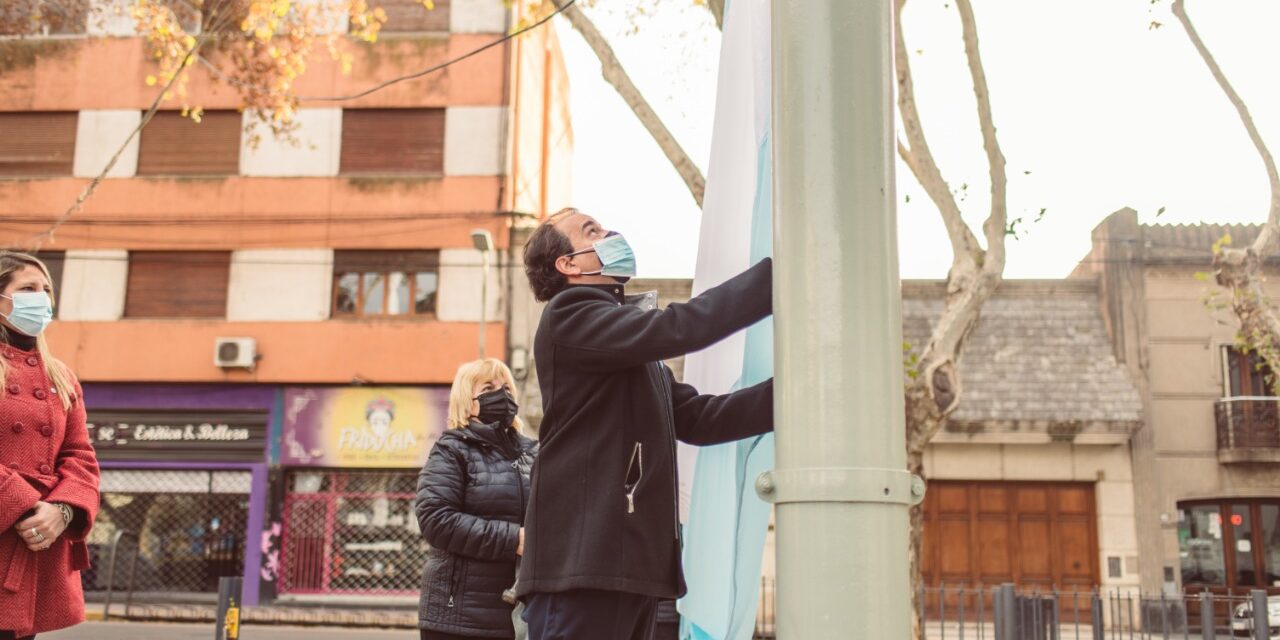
[214, 337, 257, 369]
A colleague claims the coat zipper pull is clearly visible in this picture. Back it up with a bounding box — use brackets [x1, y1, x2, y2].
[627, 492, 635, 514]
[448, 595, 455, 608]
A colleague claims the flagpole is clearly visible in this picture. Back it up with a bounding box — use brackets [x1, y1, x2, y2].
[761, 0, 922, 638]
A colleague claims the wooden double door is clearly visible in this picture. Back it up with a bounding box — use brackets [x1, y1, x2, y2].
[921, 481, 1101, 619]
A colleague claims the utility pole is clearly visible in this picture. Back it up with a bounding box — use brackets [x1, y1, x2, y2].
[759, 1, 923, 638]
[471, 229, 494, 360]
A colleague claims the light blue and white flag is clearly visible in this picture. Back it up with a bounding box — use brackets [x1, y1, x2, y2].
[677, 1, 772, 638]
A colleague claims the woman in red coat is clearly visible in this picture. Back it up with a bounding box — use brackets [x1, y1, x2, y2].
[0, 251, 100, 639]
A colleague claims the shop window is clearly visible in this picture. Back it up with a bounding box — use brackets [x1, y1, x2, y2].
[136, 111, 242, 176]
[0, 112, 77, 177]
[370, 0, 450, 33]
[280, 470, 428, 595]
[84, 470, 250, 595]
[339, 109, 445, 175]
[1264, 504, 1280, 586]
[125, 251, 231, 318]
[1179, 499, 1280, 590]
[332, 251, 439, 318]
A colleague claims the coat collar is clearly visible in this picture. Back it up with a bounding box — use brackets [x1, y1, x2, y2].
[567, 283, 626, 305]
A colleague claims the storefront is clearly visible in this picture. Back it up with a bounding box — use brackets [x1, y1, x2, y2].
[1179, 498, 1280, 594]
[81, 385, 273, 604]
[275, 386, 449, 597]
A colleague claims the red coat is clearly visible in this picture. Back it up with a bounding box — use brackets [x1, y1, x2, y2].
[0, 342, 100, 636]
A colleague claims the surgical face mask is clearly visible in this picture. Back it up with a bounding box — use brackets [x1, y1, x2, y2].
[1, 291, 53, 337]
[475, 388, 519, 428]
[566, 231, 637, 284]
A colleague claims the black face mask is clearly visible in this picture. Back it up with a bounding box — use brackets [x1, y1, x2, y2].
[475, 388, 519, 427]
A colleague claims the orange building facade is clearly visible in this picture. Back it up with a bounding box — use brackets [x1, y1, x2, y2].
[0, 1, 571, 606]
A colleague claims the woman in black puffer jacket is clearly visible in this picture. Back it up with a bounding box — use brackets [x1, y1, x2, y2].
[416, 359, 537, 640]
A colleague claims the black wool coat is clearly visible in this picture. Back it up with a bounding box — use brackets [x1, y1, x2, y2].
[517, 258, 775, 600]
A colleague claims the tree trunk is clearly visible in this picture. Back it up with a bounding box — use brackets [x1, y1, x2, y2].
[1172, 0, 1280, 387]
[549, 0, 707, 207]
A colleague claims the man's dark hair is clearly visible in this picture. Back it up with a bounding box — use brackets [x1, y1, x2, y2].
[524, 208, 578, 302]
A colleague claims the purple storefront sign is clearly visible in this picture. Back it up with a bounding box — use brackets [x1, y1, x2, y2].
[281, 386, 450, 469]
[81, 384, 276, 606]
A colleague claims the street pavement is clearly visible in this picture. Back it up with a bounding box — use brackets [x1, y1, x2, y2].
[44, 621, 418, 639]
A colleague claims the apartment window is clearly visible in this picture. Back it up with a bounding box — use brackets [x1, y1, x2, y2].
[372, 0, 450, 33]
[125, 252, 231, 318]
[35, 251, 64, 316]
[340, 109, 445, 175]
[1178, 499, 1280, 590]
[137, 111, 242, 176]
[1225, 346, 1275, 397]
[0, 112, 77, 177]
[332, 251, 438, 318]
[0, 0, 88, 36]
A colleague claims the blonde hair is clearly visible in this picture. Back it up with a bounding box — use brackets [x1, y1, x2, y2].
[0, 251, 76, 410]
[447, 358, 520, 430]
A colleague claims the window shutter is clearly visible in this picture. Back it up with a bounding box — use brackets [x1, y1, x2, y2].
[334, 251, 440, 272]
[126, 252, 231, 318]
[376, 0, 450, 32]
[0, 112, 77, 176]
[340, 109, 445, 175]
[137, 111, 242, 176]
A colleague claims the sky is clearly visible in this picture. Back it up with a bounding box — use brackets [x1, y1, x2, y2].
[552, 0, 1280, 279]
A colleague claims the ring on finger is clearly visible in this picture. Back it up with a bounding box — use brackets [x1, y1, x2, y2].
[27, 528, 38, 539]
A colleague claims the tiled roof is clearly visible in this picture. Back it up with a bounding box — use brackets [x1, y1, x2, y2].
[903, 280, 1143, 431]
[1140, 223, 1261, 261]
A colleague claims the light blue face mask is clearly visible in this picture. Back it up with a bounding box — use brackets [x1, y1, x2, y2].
[2, 291, 53, 337]
[567, 231, 637, 283]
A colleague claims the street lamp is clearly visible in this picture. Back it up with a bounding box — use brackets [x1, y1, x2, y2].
[470, 229, 494, 360]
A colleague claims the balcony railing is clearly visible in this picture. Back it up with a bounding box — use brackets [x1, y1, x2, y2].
[1215, 397, 1280, 463]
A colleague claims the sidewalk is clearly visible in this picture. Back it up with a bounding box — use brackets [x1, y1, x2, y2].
[85, 601, 419, 628]
[46, 621, 415, 639]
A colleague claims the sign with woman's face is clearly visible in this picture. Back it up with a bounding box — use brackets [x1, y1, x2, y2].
[281, 387, 449, 467]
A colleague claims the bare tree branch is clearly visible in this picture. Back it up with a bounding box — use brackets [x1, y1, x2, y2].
[955, 0, 1008, 275]
[550, 0, 706, 207]
[893, 0, 981, 269]
[1172, 0, 1280, 253]
[26, 36, 207, 250]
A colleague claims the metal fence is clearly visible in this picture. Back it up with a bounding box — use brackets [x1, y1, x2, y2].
[84, 469, 250, 598]
[279, 470, 429, 595]
[753, 581, 1280, 639]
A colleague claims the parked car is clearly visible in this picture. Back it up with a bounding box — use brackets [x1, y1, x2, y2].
[1232, 595, 1280, 639]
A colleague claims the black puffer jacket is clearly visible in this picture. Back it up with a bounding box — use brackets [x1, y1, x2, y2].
[416, 421, 537, 638]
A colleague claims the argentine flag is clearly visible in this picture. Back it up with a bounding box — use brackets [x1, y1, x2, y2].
[677, 0, 773, 639]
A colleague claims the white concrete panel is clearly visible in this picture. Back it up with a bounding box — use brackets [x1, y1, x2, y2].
[1072, 444, 1133, 482]
[926, 443, 1003, 480]
[296, 0, 348, 35]
[88, 0, 138, 36]
[449, 0, 507, 33]
[1096, 480, 1136, 517]
[1001, 443, 1075, 480]
[226, 249, 334, 321]
[73, 110, 141, 178]
[443, 107, 504, 176]
[239, 109, 342, 177]
[58, 250, 128, 321]
[436, 248, 501, 323]
[1098, 514, 1139, 550]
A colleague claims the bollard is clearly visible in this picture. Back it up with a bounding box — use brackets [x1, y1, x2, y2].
[215, 576, 244, 640]
[993, 583, 1017, 640]
[1199, 592, 1213, 640]
[1252, 590, 1268, 640]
